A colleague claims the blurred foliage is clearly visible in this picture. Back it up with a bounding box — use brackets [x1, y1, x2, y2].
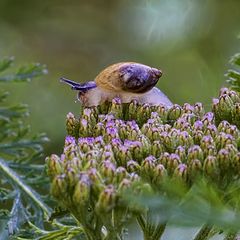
[226, 53, 240, 92]
[0, 0, 240, 155]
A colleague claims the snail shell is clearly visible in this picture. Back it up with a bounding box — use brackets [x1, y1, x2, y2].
[95, 62, 162, 93]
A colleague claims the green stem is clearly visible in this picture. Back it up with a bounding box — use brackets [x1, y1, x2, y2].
[74, 216, 101, 240]
[193, 224, 212, 240]
[0, 158, 51, 218]
[136, 214, 146, 232]
[79, 224, 102, 240]
[137, 214, 152, 240]
[104, 231, 121, 240]
[152, 223, 167, 240]
[136, 214, 166, 240]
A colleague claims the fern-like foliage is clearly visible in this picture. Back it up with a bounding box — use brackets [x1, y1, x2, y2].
[226, 53, 240, 92]
[0, 57, 51, 239]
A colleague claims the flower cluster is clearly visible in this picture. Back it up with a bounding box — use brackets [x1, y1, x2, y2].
[212, 87, 240, 128]
[46, 88, 240, 239]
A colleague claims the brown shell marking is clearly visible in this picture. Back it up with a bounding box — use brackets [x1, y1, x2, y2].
[95, 62, 132, 92]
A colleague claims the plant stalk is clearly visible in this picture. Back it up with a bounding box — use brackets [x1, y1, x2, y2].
[193, 224, 212, 240]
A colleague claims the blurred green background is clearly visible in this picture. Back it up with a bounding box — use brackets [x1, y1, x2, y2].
[0, 0, 239, 156]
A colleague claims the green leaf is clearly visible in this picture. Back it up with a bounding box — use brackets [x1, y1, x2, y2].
[230, 53, 240, 66]
[226, 69, 240, 82]
[226, 52, 240, 91]
[0, 63, 48, 83]
[0, 56, 14, 72]
[0, 158, 51, 218]
[0, 104, 29, 120]
[0, 91, 10, 102]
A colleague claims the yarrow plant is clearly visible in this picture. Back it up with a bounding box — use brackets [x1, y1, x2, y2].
[1, 53, 240, 240]
[46, 76, 240, 239]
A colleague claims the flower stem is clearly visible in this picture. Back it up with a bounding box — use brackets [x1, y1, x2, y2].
[152, 223, 166, 240]
[136, 214, 146, 231]
[193, 224, 212, 240]
[136, 214, 166, 240]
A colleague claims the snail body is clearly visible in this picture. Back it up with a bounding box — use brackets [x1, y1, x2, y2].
[61, 62, 172, 107]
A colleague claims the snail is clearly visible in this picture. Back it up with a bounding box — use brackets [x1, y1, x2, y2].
[60, 62, 172, 107]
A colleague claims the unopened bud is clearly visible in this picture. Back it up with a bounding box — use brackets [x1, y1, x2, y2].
[152, 164, 167, 185]
[78, 137, 94, 153]
[183, 103, 194, 114]
[181, 113, 198, 125]
[141, 156, 157, 180]
[95, 122, 105, 136]
[118, 178, 132, 192]
[224, 125, 239, 139]
[203, 156, 219, 179]
[110, 97, 123, 118]
[127, 160, 141, 173]
[179, 131, 194, 147]
[188, 159, 202, 181]
[151, 140, 165, 158]
[161, 153, 181, 175]
[66, 167, 77, 187]
[114, 145, 132, 166]
[217, 120, 230, 132]
[73, 174, 91, 207]
[105, 127, 119, 141]
[155, 104, 168, 122]
[51, 174, 67, 199]
[46, 154, 63, 179]
[200, 135, 215, 150]
[137, 104, 151, 125]
[231, 103, 240, 128]
[192, 130, 204, 145]
[224, 144, 238, 158]
[231, 152, 240, 172]
[173, 163, 188, 182]
[202, 145, 217, 157]
[137, 135, 151, 156]
[66, 112, 79, 138]
[187, 145, 204, 162]
[168, 104, 182, 122]
[173, 117, 191, 131]
[204, 124, 217, 138]
[79, 118, 89, 137]
[175, 146, 187, 162]
[96, 185, 117, 213]
[82, 108, 97, 125]
[217, 149, 231, 171]
[150, 112, 163, 124]
[100, 160, 116, 183]
[129, 100, 139, 120]
[194, 102, 205, 117]
[126, 141, 143, 161]
[228, 90, 240, 103]
[202, 112, 215, 126]
[216, 132, 235, 150]
[193, 120, 204, 131]
[114, 167, 128, 183]
[88, 168, 104, 199]
[219, 87, 230, 96]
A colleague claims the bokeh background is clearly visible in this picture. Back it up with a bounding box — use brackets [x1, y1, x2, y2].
[0, 0, 239, 156]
